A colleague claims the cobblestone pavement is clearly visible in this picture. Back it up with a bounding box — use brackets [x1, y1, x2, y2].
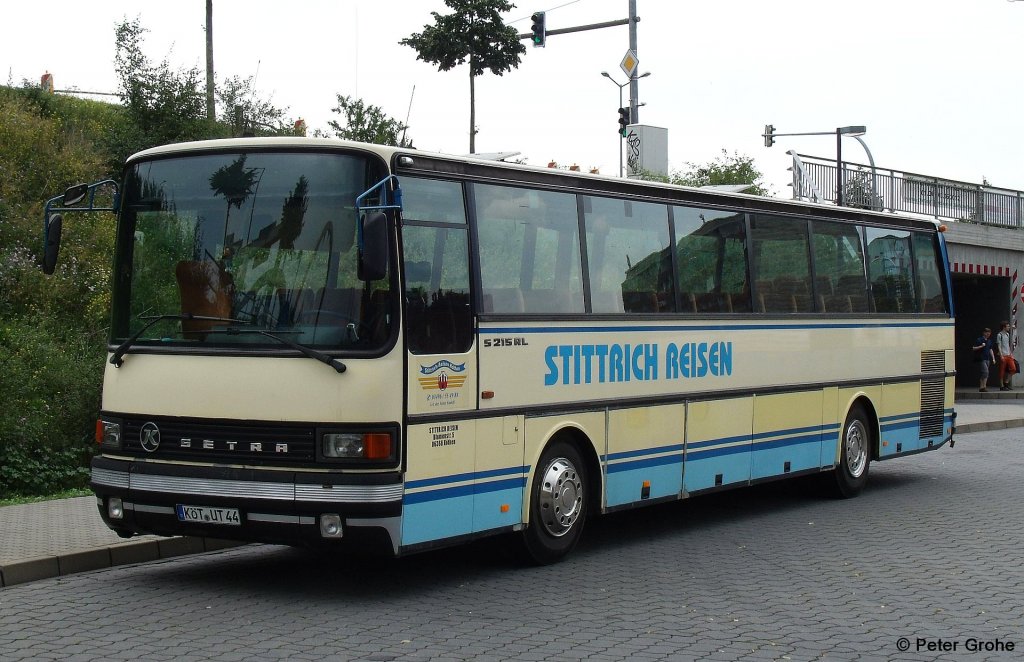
[1, 429, 1021, 661]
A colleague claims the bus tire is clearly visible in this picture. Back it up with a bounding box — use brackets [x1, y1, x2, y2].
[830, 404, 872, 498]
[519, 440, 588, 565]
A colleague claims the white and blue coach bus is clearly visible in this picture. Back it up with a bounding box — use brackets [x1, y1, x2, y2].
[42, 137, 955, 564]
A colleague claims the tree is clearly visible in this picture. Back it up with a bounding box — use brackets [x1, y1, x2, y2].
[114, 17, 214, 159]
[667, 150, 771, 196]
[218, 75, 292, 136]
[400, 0, 525, 153]
[328, 94, 413, 147]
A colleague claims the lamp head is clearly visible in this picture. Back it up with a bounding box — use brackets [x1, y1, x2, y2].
[838, 125, 867, 136]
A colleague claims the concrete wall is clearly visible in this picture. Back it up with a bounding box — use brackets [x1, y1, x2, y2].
[943, 222, 1022, 386]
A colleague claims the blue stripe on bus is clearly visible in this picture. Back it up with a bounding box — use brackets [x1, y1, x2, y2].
[687, 432, 751, 450]
[479, 321, 953, 335]
[752, 431, 823, 451]
[751, 423, 829, 441]
[607, 453, 683, 474]
[405, 465, 527, 490]
[604, 443, 685, 462]
[881, 419, 920, 432]
[404, 477, 527, 505]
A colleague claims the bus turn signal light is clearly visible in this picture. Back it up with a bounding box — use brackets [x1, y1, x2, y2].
[364, 433, 392, 460]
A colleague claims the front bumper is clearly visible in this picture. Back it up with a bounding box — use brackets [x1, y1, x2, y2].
[90, 456, 403, 554]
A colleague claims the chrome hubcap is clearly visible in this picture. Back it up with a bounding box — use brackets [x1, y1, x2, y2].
[845, 419, 868, 478]
[537, 457, 583, 537]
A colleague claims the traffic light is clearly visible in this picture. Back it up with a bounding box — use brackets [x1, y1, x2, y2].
[530, 12, 546, 47]
[763, 124, 775, 147]
[618, 107, 631, 136]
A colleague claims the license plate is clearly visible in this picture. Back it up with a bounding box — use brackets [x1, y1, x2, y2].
[176, 504, 241, 526]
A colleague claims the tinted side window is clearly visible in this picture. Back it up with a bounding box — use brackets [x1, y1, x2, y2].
[583, 196, 672, 313]
[865, 227, 916, 313]
[400, 177, 472, 355]
[673, 207, 750, 313]
[912, 232, 946, 313]
[475, 184, 583, 314]
[750, 215, 813, 313]
[811, 220, 869, 313]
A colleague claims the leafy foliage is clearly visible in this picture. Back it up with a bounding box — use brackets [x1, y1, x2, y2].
[0, 88, 116, 497]
[328, 94, 412, 147]
[218, 75, 293, 136]
[400, 0, 525, 152]
[112, 18, 221, 165]
[668, 150, 771, 196]
[0, 17, 296, 498]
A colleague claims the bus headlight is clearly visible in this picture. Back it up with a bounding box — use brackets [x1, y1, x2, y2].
[321, 432, 394, 461]
[96, 419, 123, 450]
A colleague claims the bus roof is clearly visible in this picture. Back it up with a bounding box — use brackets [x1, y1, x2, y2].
[127, 137, 942, 231]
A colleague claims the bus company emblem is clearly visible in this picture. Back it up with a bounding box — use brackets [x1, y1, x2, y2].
[418, 360, 467, 391]
[140, 422, 161, 452]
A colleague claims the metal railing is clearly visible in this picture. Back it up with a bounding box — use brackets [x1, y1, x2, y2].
[790, 153, 1024, 229]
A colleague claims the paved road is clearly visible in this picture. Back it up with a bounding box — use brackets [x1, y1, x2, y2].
[1, 429, 1021, 661]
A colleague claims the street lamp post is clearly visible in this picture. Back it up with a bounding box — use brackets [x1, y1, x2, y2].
[765, 124, 871, 207]
[835, 125, 866, 206]
[601, 70, 650, 177]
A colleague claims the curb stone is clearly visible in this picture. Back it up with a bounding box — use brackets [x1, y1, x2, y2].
[0, 537, 245, 588]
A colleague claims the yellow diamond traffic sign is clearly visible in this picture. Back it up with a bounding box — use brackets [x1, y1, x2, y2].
[620, 50, 638, 78]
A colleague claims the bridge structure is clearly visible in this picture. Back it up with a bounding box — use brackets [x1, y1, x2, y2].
[790, 153, 1023, 387]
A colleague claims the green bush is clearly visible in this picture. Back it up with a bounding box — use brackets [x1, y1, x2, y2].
[0, 89, 116, 498]
[0, 321, 103, 496]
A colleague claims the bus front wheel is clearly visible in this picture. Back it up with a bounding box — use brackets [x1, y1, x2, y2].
[831, 405, 872, 498]
[519, 441, 588, 565]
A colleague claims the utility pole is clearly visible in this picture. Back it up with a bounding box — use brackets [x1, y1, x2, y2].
[206, 0, 215, 121]
[628, 0, 639, 123]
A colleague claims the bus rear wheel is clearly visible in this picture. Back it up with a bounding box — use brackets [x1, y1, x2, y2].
[519, 441, 588, 565]
[830, 405, 872, 498]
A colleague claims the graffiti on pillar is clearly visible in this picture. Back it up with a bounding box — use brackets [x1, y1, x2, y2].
[626, 128, 640, 177]
[1014, 269, 1020, 350]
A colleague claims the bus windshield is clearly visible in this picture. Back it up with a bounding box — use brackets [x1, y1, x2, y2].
[111, 151, 392, 351]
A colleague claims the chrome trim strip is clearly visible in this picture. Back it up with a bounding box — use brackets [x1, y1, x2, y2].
[93, 469, 403, 506]
[129, 503, 175, 515]
[130, 474, 295, 500]
[121, 472, 403, 503]
[295, 483, 404, 503]
[247, 513, 303, 524]
[92, 467, 130, 489]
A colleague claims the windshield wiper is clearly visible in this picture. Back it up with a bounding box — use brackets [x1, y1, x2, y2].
[223, 327, 347, 373]
[110, 313, 248, 367]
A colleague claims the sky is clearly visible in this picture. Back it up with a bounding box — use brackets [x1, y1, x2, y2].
[4, 0, 1024, 197]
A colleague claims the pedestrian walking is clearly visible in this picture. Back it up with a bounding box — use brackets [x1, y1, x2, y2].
[972, 327, 995, 392]
[996, 321, 1016, 391]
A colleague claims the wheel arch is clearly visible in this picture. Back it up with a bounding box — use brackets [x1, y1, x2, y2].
[525, 422, 603, 521]
[844, 394, 880, 461]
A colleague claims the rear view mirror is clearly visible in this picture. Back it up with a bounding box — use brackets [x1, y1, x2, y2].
[42, 214, 63, 275]
[358, 212, 389, 281]
[63, 184, 89, 206]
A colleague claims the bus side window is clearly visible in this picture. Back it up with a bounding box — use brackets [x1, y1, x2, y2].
[811, 220, 869, 314]
[402, 226, 472, 355]
[750, 214, 812, 314]
[674, 207, 750, 314]
[475, 183, 584, 315]
[865, 227, 916, 314]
